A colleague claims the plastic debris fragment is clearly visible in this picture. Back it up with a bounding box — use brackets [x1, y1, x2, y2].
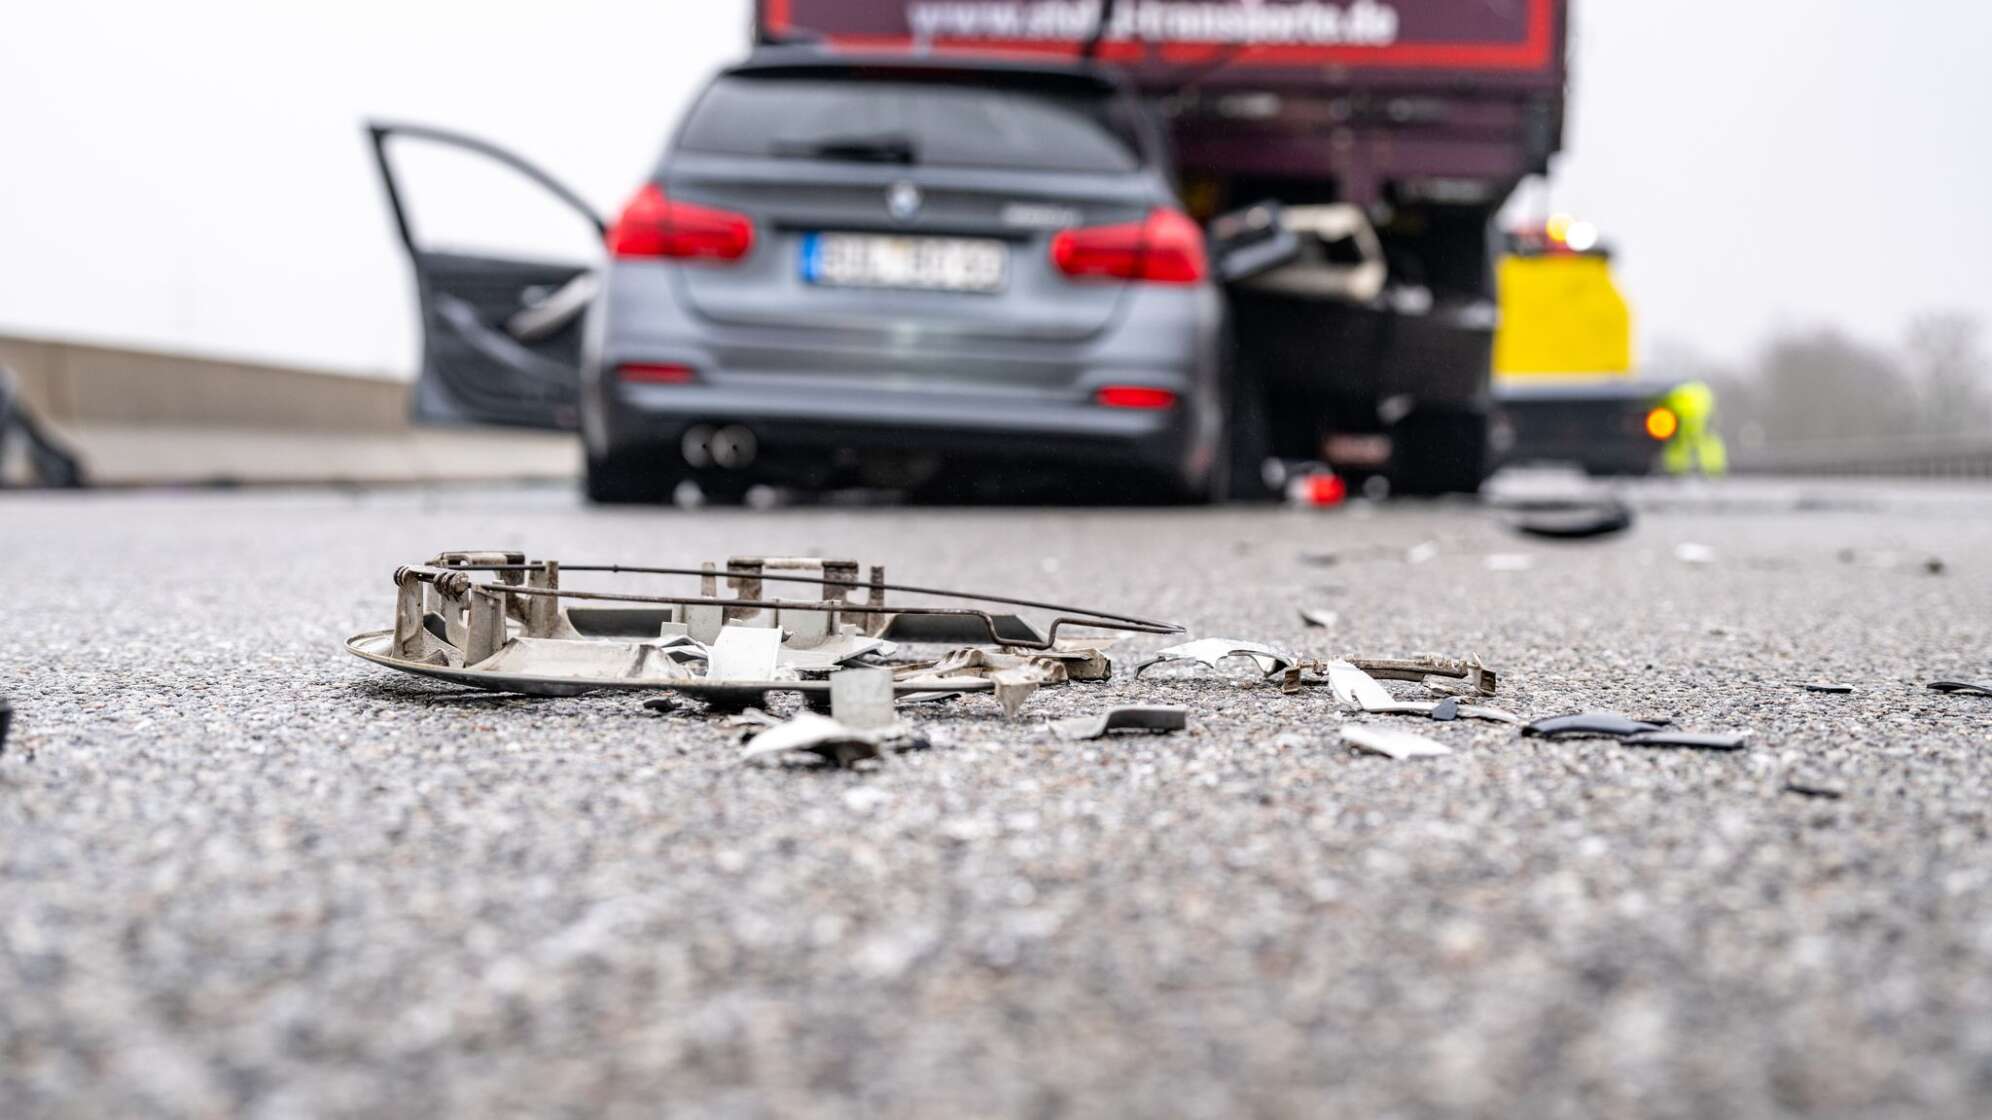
[1803, 682, 1854, 694]
[738, 711, 930, 768]
[892, 647, 1073, 718]
[1349, 654, 1497, 697]
[706, 626, 784, 681]
[1784, 773, 1845, 799]
[1133, 638, 1295, 680]
[1928, 680, 1992, 697]
[1523, 712, 1669, 739]
[1622, 729, 1750, 751]
[1343, 724, 1452, 759]
[1506, 499, 1635, 541]
[1674, 542, 1716, 565]
[1325, 660, 1396, 710]
[1298, 608, 1339, 628]
[1287, 469, 1347, 507]
[829, 667, 895, 729]
[1361, 699, 1524, 724]
[1048, 706, 1189, 741]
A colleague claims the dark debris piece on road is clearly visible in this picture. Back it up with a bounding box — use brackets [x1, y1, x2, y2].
[0, 695, 11, 756]
[1784, 773, 1848, 799]
[1503, 498, 1636, 541]
[1927, 680, 1992, 697]
[1623, 729, 1751, 751]
[1049, 706, 1190, 741]
[1804, 682, 1855, 693]
[1522, 712, 1671, 739]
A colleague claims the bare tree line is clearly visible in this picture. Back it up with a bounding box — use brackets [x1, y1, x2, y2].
[1652, 313, 1992, 447]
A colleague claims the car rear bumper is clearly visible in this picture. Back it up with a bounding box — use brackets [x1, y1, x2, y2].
[593, 379, 1207, 485]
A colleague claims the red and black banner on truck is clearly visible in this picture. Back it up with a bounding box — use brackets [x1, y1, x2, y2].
[759, 0, 1562, 90]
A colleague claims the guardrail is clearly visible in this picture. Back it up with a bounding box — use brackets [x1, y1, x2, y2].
[1730, 433, 1992, 478]
[0, 334, 578, 487]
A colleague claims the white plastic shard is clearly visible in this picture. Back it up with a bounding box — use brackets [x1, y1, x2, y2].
[830, 667, 896, 729]
[889, 647, 1072, 719]
[652, 634, 709, 663]
[989, 670, 1044, 720]
[777, 633, 892, 672]
[1034, 646, 1114, 682]
[1324, 660, 1396, 711]
[1674, 542, 1716, 565]
[1343, 724, 1452, 759]
[1133, 638, 1295, 679]
[738, 711, 929, 768]
[706, 626, 784, 682]
[1362, 699, 1526, 725]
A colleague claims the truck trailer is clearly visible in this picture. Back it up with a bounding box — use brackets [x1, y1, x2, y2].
[756, 0, 1571, 492]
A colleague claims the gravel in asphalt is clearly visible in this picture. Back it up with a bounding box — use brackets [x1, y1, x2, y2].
[5, 480, 1992, 1117]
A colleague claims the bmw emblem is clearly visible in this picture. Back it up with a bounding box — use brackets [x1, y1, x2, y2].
[886, 181, 922, 222]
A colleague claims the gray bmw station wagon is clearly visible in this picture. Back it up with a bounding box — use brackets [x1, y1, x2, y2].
[371, 50, 1230, 503]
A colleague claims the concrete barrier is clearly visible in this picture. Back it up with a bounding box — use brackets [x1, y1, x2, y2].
[0, 334, 577, 486]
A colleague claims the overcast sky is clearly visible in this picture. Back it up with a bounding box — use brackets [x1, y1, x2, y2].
[4, 0, 1989, 378]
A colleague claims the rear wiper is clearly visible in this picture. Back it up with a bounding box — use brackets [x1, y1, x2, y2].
[772, 132, 919, 165]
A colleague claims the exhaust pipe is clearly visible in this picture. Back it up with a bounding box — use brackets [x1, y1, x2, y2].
[680, 424, 715, 468]
[683, 424, 757, 469]
[710, 425, 758, 469]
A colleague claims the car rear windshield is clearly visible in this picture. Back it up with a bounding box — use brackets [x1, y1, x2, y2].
[677, 73, 1145, 174]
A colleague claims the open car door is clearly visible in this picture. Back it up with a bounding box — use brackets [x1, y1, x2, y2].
[367, 121, 603, 430]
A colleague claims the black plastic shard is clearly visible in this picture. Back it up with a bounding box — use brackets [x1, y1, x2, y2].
[1784, 774, 1845, 799]
[1522, 712, 1667, 739]
[1928, 680, 1992, 697]
[1506, 499, 1635, 541]
[0, 695, 11, 756]
[1430, 697, 1460, 722]
[1623, 729, 1750, 751]
[1803, 682, 1855, 694]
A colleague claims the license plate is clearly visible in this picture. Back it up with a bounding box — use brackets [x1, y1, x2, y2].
[801, 232, 1006, 293]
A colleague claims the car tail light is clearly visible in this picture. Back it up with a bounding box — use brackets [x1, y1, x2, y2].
[617, 362, 697, 384]
[1051, 208, 1207, 284]
[606, 183, 753, 263]
[1095, 385, 1179, 410]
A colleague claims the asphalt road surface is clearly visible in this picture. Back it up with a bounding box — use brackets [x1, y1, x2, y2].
[6, 477, 1992, 1118]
